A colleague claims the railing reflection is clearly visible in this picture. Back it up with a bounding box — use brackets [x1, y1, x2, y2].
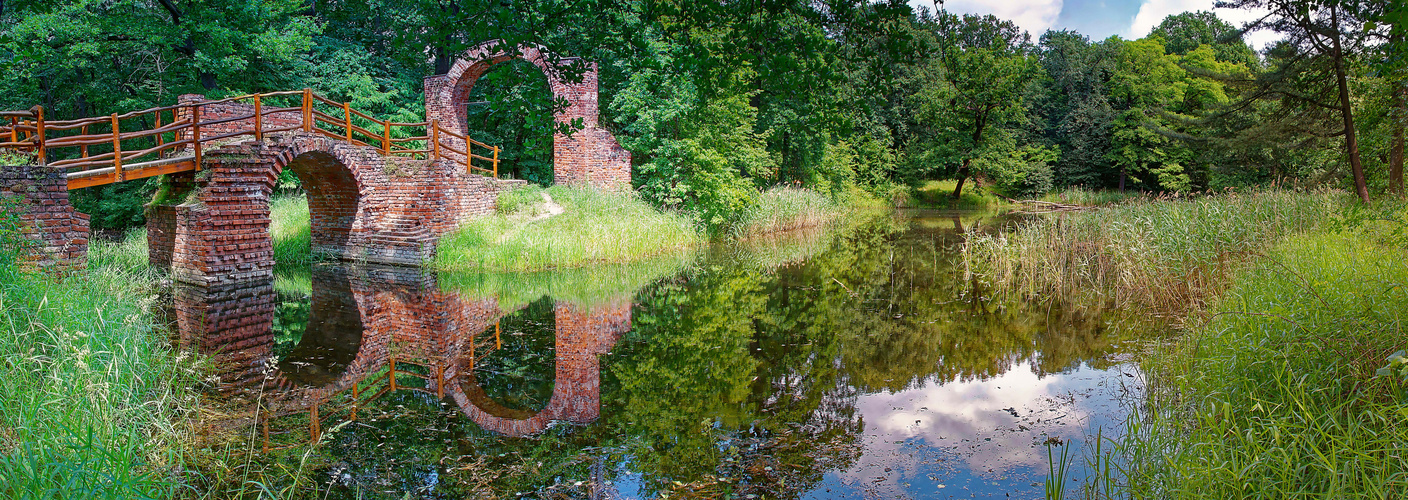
[173, 263, 632, 450]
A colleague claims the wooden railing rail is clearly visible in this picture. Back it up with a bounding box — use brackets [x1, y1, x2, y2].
[0, 90, 506, 190]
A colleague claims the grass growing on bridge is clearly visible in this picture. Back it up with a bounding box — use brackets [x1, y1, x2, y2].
[434, 185, 701, 272]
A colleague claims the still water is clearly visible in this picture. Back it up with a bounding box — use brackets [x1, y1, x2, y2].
[173, 210, 1156, 499]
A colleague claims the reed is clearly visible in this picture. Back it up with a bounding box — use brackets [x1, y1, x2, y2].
[1092, 231, 1408, 498]
[726, 187, 838, 238]
[434, 185, 701, 272]
[964, 190, 1342, 313]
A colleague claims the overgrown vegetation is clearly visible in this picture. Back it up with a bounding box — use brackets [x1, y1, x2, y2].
[963, 190, 1342, 313]
[434, 185, 700, 272]
[270, 193, 317, 267]
[0, 237, 196, 498]
[1095, 231, 1408, 497]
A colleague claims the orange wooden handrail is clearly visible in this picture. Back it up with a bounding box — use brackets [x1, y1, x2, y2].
[0, 89, 506, 188]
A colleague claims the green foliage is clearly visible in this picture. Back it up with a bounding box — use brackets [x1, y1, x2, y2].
[971, 139, 1057, 197]
[0, 198, 29, 270]
[466, 60, 558, 185]
[1111, 231, 1408, 497]
[1377, 350, 1408, 384]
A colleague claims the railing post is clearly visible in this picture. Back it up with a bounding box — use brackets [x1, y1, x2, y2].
[111, 113, 123, 182]
[254, 94, 263, 143]
[493, 146, 500, 178]
[389, 359, 398, 392]
[343, 102, 352, 143]
[436, 364, 445, 398]
[430, 119, 440, 162]
[81, 125, 89, 159]
[302, 88, 312, 133]
[154, 111, 163, 149]
[192, 104, 202, 171]
[9, 117, 16, 145]
[382, 119, 391, 156]
[310, 403, 320, 442]
[31, 106, 44, 165]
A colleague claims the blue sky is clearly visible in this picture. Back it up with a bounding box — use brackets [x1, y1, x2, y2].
[909, 0, 1280, 49]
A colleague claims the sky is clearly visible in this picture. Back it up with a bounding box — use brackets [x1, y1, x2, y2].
[910, 0, 1280, 50]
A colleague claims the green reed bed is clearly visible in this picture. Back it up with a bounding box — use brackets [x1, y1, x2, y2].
[1039, 187, 1146, 207]
[435, 185, 701, 272]
[1098, 231, 1408, 498]
[963, 190, 1341, 312]
[0, 264, 197, 498]
[726, 187, 838, 238]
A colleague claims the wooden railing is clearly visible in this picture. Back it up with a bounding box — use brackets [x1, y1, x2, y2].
[0, 89, 503, 190]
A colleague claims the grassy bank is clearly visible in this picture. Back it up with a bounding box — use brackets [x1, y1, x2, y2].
[963, 190, 1341, 312]
[1100, 231, 1408, 498]
[271, 193, 316, 267]
[434, 185, 700, 272]
[910, 179, 1001, 209]
[0, 259, 196, 497]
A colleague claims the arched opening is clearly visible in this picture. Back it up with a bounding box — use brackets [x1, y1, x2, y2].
[274, 265, 364, 386]
[465, 296, 558, 414]
[271, 151, 361, 269]
[461, 59, 557, 185]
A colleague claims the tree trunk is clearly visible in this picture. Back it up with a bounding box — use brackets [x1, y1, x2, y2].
[1331, 7, 1371, 203]
[951, 158, 969, 199]
[1119, 166, 1126, 192]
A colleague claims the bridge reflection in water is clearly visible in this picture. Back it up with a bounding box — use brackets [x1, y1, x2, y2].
[172, 264, 632, 449]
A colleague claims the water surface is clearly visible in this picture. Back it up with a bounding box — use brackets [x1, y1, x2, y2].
[175, 210, 1156, 499]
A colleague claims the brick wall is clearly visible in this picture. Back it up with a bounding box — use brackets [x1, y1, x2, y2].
[0, 164, 88, 272]
[424, 41, 632, 191]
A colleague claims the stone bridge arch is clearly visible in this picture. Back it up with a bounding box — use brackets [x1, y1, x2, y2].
[424, 41, 631, 190]
[147, 133, 465, 286]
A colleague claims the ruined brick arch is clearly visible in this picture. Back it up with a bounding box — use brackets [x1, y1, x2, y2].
[423, 41, 632, 189]
[446, 301, 631, 437]
[148, 133, 446, 286]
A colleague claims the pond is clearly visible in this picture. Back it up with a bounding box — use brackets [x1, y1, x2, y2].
[171, 210, 1161, 499]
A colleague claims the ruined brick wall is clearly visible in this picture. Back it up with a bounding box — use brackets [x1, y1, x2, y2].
[424, 41, 632, 191]
[0, 164, 88, 272]
[173, 278, 277, 397]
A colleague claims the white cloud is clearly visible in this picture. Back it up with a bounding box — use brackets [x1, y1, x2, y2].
[1127, 0, 1281, 50]
[911, 0, 1066, 39]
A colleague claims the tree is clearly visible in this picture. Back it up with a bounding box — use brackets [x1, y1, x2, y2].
[1217, 0, 1383, 202]
[914, 12, 1040, 199]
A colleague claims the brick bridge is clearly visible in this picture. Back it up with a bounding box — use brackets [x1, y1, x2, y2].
[178, 263, 632, 439]
[0, 41, 630, 284]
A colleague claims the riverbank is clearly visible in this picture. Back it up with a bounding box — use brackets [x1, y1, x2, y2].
[1103, 229, 1408, 497]
[960, 190, 1407, 497]
[0, 240, 196, 497]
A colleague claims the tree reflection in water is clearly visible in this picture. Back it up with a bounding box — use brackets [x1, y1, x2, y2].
[174, 210, 1161, 498]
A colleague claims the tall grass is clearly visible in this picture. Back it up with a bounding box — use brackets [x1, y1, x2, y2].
[1039, 187, 1146, 207]
[726, 187, 837, 238]
[1101, 231, 1408, 498]
[270, 193, 315, 267]
[434, 185, 701, 272]
[0, 264, 198, 498]
[964, 190, 1342, 312]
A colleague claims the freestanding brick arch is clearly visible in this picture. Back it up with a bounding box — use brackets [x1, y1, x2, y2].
[423, 41, 631, 189]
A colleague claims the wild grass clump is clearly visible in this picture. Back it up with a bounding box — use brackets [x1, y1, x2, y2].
[1104, 231, 1408, 498]
[727, 187, 837, 238]
[0, 264, 198, 498]
[271, 193, 316, 267]
[1039, 187, 1145, 207]
[963, 190, 1341, 313]
[89, 227, 151, 274]
[435, 185, 701, 272]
